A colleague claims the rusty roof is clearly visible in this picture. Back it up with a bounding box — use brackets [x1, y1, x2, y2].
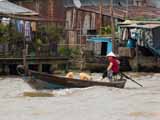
[66, 5, 160, 20]
[127, 6, 160, 19]
[64, 0, 128, 7]
[66, 5, 126, 20]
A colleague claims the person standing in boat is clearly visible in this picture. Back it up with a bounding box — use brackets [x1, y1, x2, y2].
[102, 52, 120, 81]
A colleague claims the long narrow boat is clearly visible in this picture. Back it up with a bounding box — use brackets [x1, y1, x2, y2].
[26, 70, 127, 89]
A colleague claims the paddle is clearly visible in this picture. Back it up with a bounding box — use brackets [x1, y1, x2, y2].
[101, 71, 143, 87]
[119, 72, 143, 87]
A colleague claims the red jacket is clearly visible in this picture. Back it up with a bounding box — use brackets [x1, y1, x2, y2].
[109, 58, 119, 73]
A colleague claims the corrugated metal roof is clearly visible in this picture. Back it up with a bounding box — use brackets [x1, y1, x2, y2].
[127, 6, 160, 19]
[64, 0, 127, 7]
[150, 0, 160, 8]
[65, 0, 160, 8]
[119, 20, 160, 25]
[120, 23, 160, 29]
[78, 6, 126, 20]
[0, 0, 38, 15]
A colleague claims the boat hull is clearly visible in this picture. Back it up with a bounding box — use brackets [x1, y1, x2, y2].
[27, 70, 126, 89]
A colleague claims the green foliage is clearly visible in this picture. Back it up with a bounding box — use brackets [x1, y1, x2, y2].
[101, 26, 112, 35]
[0, 24, 24, 43]
[46, 25, 63, 42]
[36, 25, 63, 44]
[124, 16, 129, 20]
[0, 24, 9, 43]
[35, 38, 42, 47]
[71, 47, 80, 56]
[58, 47, 80, 57]
[58, 47, 72, 57]
[134, 16, 146, 21]
[9, 25, 24, 43]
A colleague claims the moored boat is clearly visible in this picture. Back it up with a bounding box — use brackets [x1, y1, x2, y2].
[26, 70, 127, 89]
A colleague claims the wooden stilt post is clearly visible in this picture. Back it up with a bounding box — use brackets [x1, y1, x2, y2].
[38, 64, 42, 72]
[99, 0, 103, 35]
[80, 11, 83, 71]
[23, 44, 28, 75]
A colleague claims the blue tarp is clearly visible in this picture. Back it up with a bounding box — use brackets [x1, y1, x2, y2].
[87, 37, 112, 54]
[87, 37, 111, 43]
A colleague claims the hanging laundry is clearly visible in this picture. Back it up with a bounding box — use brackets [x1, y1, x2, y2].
[122, 28, 128, 41]
[11, 19, 16, 25]
[16, 20, 24, 32]
[25, 21, 31, 41]
[9, 19, 16, 31]
[1, 17, 10, 26]
[31, 21, 37, 32]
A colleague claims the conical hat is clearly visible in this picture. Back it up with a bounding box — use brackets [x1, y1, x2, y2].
[106, 52, 116, 57]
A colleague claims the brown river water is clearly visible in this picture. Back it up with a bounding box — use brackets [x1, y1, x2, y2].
[0, 73, 160, 120]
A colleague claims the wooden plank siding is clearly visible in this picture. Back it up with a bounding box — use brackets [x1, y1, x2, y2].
[65, 7, 122, 46]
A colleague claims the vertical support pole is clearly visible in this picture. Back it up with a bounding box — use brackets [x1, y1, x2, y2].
[99, 0, 103, 35]
[79, 10, 84, 71]
[23, 44, 28, 75]
[1, 64, 5, 74]
[80, 10, 82, 46]
[38, 64, 42, 72]
[110, 0, 116, 53]
[126, 0, 129, 18]
[35, 0, 40, 13]
[23, 49, 26, 74]
[136, 42, 139, 72]
[65, 61, 69, 73]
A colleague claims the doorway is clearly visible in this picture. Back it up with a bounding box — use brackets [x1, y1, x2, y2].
[101, 42, 107, 56]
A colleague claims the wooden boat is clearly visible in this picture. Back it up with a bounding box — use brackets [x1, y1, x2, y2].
[26, 70, 127, 89]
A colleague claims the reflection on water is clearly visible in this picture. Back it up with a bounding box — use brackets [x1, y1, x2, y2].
[23, 91, 54, 97]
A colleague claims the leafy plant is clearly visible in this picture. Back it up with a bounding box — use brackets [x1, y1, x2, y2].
[71, 47, 80, 57]
[9, 25, 24, 43]
[101, 26, 112, 35]
[35, 38, 42, 47]
[58, 47, 72, 57]
[36, 25, 63, 44]
[58, 46, 82, 58]
[46, 25, 63, 42]
[134, 16, 147, 21]
[0, 24, 9, 43]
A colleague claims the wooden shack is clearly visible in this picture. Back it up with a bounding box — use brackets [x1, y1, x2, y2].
[0, 1, 68, 75]
[65, 6, 125, 48]
[118, 21, 160, 71]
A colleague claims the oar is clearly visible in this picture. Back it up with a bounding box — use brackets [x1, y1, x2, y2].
[120, 72, 143, 87]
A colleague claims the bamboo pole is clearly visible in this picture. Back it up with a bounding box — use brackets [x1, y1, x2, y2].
[80, 11, 83, 70]
[99, 0, 103, 35]
[110, 0, 116, 53]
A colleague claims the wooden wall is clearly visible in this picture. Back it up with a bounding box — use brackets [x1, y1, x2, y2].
[65, 8, 116, 46]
